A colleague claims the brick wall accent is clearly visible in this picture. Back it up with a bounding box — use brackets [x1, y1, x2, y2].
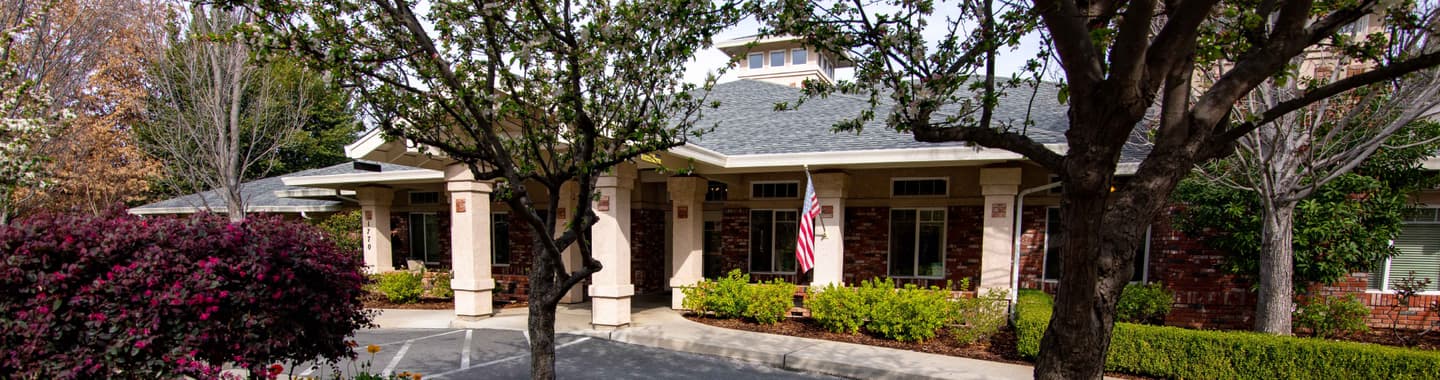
[1312, 273, 1440, 330]
[1149, 210, 1256, 330]
[719, 207, 752, 275]
[493, 212, 535, 277]
[843, 207, 889, 285]
[1015, 206, 1049, 290]
[942, 206, 983, 289]
[631, 208, 667, 294]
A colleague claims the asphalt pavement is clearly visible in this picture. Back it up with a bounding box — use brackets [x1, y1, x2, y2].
[281, 328, 840, 380]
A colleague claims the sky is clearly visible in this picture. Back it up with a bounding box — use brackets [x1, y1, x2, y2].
[680, 11, 1050, 85]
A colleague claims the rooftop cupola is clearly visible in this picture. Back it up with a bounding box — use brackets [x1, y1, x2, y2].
[716, 35, 854, 87]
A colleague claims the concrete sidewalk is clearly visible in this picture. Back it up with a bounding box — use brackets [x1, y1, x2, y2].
[372, 299, 1038, 380]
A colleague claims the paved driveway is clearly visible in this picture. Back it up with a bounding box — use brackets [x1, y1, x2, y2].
[283, 328, 838, 380]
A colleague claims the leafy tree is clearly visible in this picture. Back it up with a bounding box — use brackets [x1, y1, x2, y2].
[0, 0, 63, 224]
[232, 0, 745, 378]
[264, 64, 363, 178]
[1175, 122, 1440, 294]
[766, 0, 1440, 378]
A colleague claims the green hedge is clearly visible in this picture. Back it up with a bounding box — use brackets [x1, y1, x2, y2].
[1014, 290, 1440, 379]
[682, 269, 795, 325]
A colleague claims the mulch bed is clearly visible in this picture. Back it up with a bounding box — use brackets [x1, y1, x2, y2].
[687, 315, 1026, 364]
[1323, 328, 1440, 350]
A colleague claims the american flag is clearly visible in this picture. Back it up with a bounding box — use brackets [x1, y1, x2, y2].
[796, 170, 821, 273]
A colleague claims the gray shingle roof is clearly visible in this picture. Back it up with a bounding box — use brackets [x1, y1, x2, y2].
[689, 79, 1151, 164]
[130, 161, 420, 214]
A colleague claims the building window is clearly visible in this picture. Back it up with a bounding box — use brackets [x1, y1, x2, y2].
[1369, 210, 1440, 292]
[706, 181, 728, 202]
[770, 50, 785, 67]
[1043, 207, 1148, 282]
[748, 53, 763, 69]
[409, 213, 442, 265]
[892, 178, 948, 197]
[492, 213, 510, 266]
[751, 181, 799, 199]
[410, 191, 441, 205]
[791, 49, 807, 65]
[890, 208, 946, 278]
[750, 209, 798, 273]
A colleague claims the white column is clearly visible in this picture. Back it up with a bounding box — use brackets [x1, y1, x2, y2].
[979, 167, 1022, 293]
[357, 187, 394, 274]
[556, 181, 586, 304]
[667, 176, 707, 309]
[810, 172, 849, 288]
[446, 164, 496, 319]
[590, 164, 637, 328]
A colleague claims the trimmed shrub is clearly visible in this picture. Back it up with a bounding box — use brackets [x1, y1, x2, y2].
[807, 284, 866, 334]
[866, 283, 953, 342]
[1015, 290, 1440, 379]
[429, 271, 455, 299]
[1296, 295, 1370, 339]
[377, 271, 424, 303]
[703, 269, 752, 319]
[1014, 289, 1053, 359]
[745, 279, 796, 325]
[1115, 282, 1174, 325]
[0, 211, 372, 379]
[952, 287, 1008, 345]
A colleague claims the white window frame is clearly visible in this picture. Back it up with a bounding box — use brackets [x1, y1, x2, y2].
[749, 208, 800, 274]
[492, 211, 509, 267]
[887, 207, 948, 279]
[1041, 207, 1150, 283]
[791, 48, 808, 65]
[769, 49, 786, 67]
[1367, 208, 1440, 295]
[748, 53, 764, 69]
[750, 180, 801, 199]
[890, 177, 950, 198]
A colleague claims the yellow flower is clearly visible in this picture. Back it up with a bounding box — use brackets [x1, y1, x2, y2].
[366, 344, 381, 354]
[412, 374, 423, 380]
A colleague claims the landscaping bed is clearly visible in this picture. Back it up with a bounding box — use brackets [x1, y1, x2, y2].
[685, 314, 1024, 364]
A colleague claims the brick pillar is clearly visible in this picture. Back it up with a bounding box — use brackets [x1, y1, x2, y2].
[979, 167, 1022, 293]
[667, 176, 707, 309]
[357, 187, 394, 274]
[446, 164, 496, 319]
[811, 172, 849, 288]
[590, 164, 637, 328]
[556, 181, 585, 304]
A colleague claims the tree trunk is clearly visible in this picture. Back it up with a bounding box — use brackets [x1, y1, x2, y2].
[1254, 201, 1297, 334]
[527, 297, 558, 380]
[1033, 187, 1143, 380]
[528, 234, 561, 380]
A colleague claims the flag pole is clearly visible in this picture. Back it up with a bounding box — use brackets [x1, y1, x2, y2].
[806, 165, 828, 237]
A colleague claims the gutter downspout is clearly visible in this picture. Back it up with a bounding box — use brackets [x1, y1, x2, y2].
[1010, 181, 1061, 321]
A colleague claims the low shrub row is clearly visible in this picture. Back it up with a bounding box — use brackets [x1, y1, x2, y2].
[808, 278, 1007, 343]
[373, 270, 456, 303]
[682, 269, 796, 324]
[1015, 291, 1440, 379]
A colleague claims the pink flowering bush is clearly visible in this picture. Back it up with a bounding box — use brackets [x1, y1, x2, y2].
[0, 210, 374, 379]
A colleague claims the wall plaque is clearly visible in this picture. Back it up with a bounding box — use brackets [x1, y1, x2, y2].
[598, 196, 610, 212]
[455, 198, 467, 213]
[677, 205, 689, 219]
[991, 203, 1008, 218]
[821, 205, 834, 218]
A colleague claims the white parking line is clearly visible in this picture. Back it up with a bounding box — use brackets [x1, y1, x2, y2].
[298, 365, 316, 376]
[381, 340, 413, 376]
[460, 330, 473, 369]
[374, 329, 465, 347]
[427, 337, 592, 379]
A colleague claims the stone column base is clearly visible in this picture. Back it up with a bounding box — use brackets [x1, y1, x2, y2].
[669, 278, 699, 310]
[589, 284, 634, 327]
[454, 280, 496, 318]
